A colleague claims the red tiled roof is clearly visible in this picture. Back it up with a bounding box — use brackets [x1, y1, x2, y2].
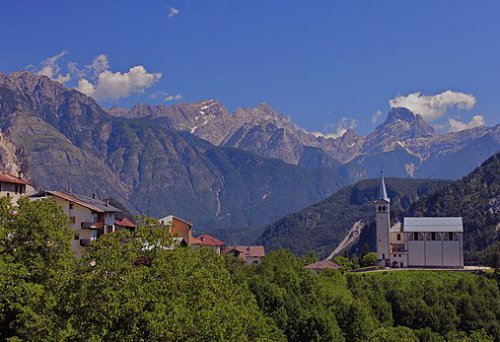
[0, 172, 29, 185]
[305, 259, 341, 270]
[115, 217, 136, 228]
[225, 245, 265, 258]
[193, 234, 224, 246]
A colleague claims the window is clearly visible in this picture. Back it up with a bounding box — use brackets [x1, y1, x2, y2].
[398, 254, 401, 258]
[14, 185, 18, 194]
[393, 254, 396, 257]
[377, 206, 382, 212]
[382, 206, 386, 211]
[448, 232, 454, 241]
[73, 232, 79, 240]
[69, 203, 74, 210]
[431, 232, 436, 241]
[397, 234, 401, 241]
[413, 232, 419, 241]
[69, 216, 76, 224]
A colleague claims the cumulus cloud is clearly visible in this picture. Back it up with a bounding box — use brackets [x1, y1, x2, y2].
[448, 115, 485, 132]
[77, 65, 162, 101]
[36, 51, 71, 84]
[311, 117, 357, 139]
[389, 90, 476, 121]
[168, 7, 180, 18]
[372, 110, 382, 124]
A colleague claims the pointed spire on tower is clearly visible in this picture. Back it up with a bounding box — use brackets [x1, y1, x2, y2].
[379, 170, 390, 202]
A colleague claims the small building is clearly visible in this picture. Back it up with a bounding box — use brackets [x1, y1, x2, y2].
[158, 215, 194, 245]
[305, 259, 341, 272]
[115, 217, 136, 232]
[192, 234, 225, 254]
[225, 246, 265, 265]
[30, 191, 122, 256]
[0, 171, 35, 203]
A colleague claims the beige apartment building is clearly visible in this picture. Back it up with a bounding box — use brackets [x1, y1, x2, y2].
[31, 191, 122, 256]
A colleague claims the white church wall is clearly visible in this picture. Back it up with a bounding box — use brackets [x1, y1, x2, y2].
[443, 241, 462, 267]
[425, 241, 443, 266]
[407, 241, 425, 266]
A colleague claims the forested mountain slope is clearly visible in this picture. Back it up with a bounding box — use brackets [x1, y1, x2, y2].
[257, 178, 449, 257]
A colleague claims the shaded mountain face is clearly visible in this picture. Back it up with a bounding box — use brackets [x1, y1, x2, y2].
[257, 178, 449, 258]
[0, 71, 347, 243]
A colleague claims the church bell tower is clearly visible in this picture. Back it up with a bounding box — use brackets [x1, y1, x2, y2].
[375, 171, 390, 266]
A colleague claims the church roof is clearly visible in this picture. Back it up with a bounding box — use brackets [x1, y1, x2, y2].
[379, 171, 390, 202]
[403, 217, 463, 233]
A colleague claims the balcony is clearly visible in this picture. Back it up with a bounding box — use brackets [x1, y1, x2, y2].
[81, 221, 104, 229]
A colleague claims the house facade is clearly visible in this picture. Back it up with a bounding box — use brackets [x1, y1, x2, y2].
[159, 215, 194, 245]
[30, 191, 122, 256]
[0, 171, 35, 203]
[192, 234, 225, 254]
[376, 173, 464, 268]
[225, 246, 266, 265]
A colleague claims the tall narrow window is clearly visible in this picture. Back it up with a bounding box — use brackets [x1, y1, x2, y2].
[413, 232, 419, 241]
[431, 232, 436, 241]
[397, 234, 401, 241]
[448, 232, 453, 241]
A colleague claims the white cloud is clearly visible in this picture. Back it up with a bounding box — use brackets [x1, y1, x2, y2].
[389, 90, 476, 121]
[164, 94, 182, 101]
[372, 110, 382, 124]
[448, 115, 485, 132]
[37, 51, 71, 84]
[149, 92, 182, 101]
[89, 54, 110, 77]
[311, 117, 357, 139]
[168, 7, 180, 18]
[77, 63, 162, 101]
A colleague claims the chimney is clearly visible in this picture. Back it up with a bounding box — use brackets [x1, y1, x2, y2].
[17, 171, 22, 179]
[92, 193, 96, 199]
[104, 198, 110, 206]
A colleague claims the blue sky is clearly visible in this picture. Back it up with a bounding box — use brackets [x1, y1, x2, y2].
[1, 0, 499, 135]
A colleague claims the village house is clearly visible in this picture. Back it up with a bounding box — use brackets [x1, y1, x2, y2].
[115, 217, 137, 232]
[159, 215, 194, 245]
[192, 234, 225, 254]
[376, 173, 464, 268]
[225, 246, 266, 265]
[0, 171, 35, 203]
[30, 191, 122, 256]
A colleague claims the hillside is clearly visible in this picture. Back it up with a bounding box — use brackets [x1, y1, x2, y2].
[0, 71, 347, 243]
[257, 178, 449, 257]
[411, 152, 500, 263]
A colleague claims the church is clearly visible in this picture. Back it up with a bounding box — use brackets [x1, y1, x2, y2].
[375, 173, 464, 268]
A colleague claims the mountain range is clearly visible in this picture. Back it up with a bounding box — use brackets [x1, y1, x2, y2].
[109, 101, 500, 181]
[0, 70, 498, 244]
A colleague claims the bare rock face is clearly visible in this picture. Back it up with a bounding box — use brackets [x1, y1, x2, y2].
[362, 107, 435, 155]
